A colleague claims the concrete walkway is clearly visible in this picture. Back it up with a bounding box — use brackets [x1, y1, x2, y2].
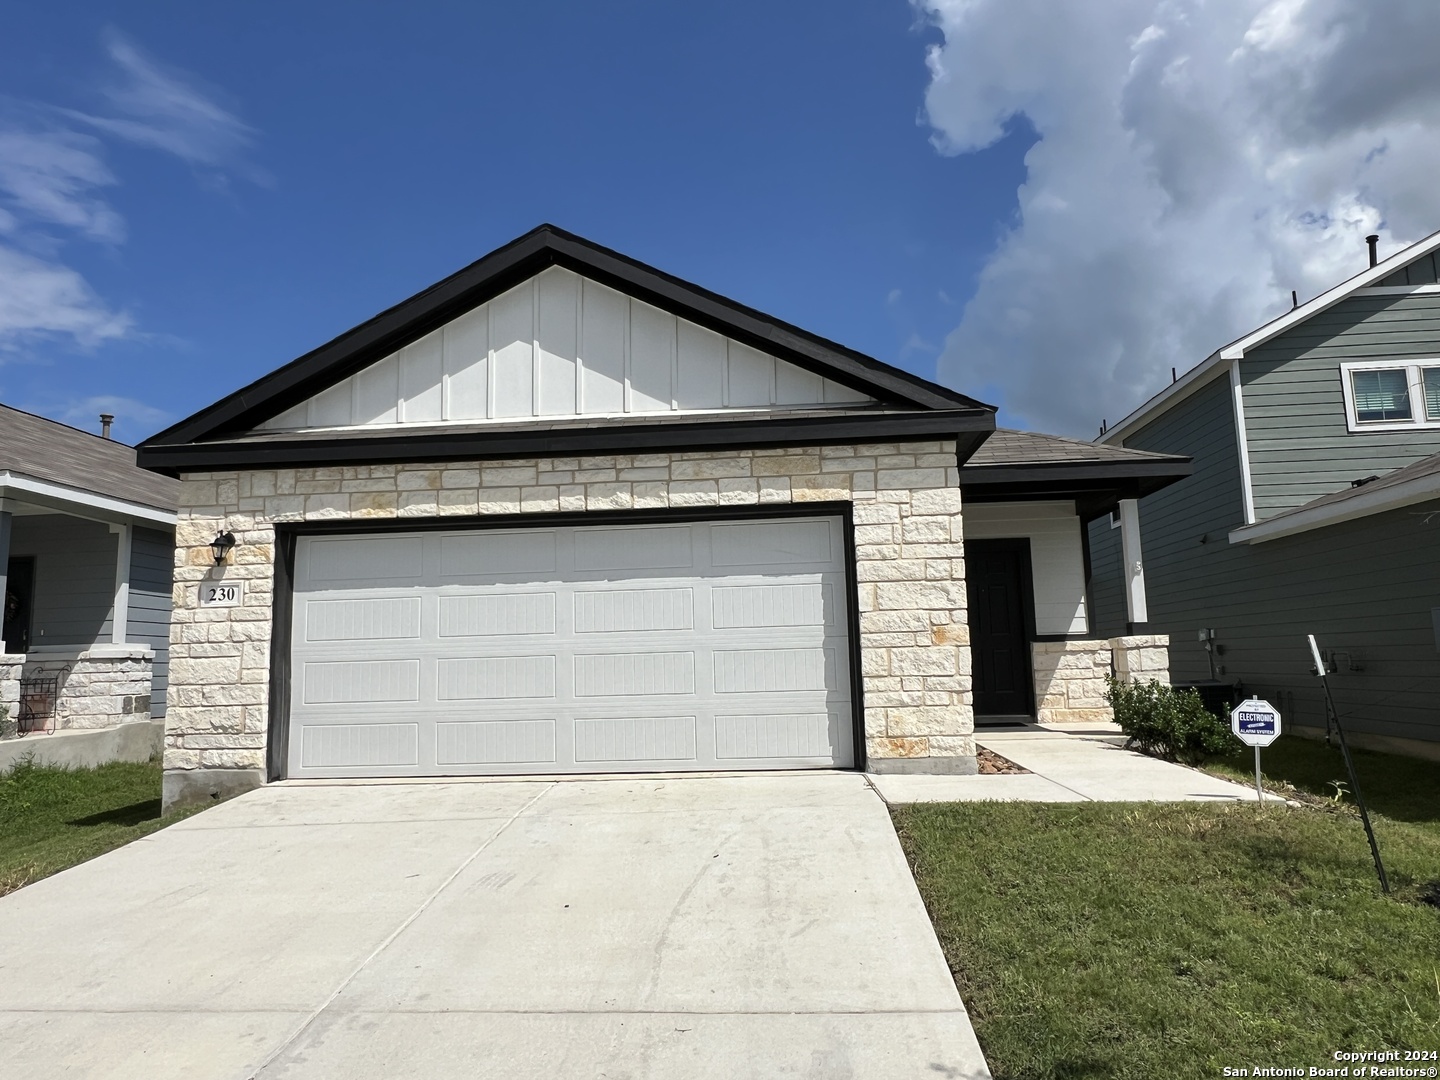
[871, 724, 1277, 804]
[0, 773, 990, 1080]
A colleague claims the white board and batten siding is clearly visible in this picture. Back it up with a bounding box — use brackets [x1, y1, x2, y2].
[287, 516, 855, 778]
[259, 267, 872, 431]
[963, 502, 1089, 635]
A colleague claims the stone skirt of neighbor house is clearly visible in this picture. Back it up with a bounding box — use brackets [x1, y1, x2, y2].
[1031, 635, 1171, 724]
[14, 647, 155, 731]
[0, 654, 21, 733]
[164, 442, 977, 788]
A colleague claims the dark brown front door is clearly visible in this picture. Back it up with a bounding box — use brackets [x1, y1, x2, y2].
[965, 539, 1033, 719]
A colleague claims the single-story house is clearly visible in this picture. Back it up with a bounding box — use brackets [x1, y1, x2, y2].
[1, 405, 178, 767]
[137, 226, 1190, 809]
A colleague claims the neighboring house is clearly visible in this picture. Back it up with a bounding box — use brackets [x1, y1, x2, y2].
[1088, 231, 1440, 761]
[0, 405, 178, 763]
[137, 225, 1189, 810]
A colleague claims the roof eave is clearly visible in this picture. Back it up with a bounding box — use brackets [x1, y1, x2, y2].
[138, 408, 997, 476]
[1228, 470, 1440, 544]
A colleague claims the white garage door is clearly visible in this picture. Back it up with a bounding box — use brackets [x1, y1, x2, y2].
[286, 516, 854, 778]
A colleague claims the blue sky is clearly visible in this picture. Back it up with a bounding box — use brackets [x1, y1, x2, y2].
[5, 1, 1440, 445]
[0, 3, 1031, 444]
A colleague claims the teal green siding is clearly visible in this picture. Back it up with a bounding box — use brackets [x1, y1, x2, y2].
[1242, 292, 1440, 519]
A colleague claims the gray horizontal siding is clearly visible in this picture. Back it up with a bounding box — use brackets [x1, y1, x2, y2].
[9, 515, 116, 646]
[1177, 501, 1440, 746]
[129, 526, 174, 720]
[1085, 518, 1127, 638]
[1242, 292, 1440, 518]
[1111, 374, 1249, 682]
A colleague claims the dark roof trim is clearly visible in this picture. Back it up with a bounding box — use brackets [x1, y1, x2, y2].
[145, 225, 992, 448]
[959, 457, 1193, 522]
[959, 459, 1192, 487]
[138, 409, 996, 475]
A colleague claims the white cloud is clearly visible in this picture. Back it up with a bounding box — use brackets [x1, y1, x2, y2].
[916, 0, 1440, 436]
[0, 30, 259, 358]
[0, 245, 132, 350]
[64, 31, 261, 182]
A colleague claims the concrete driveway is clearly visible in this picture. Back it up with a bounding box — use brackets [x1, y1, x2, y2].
[0, 773, 990, 1079]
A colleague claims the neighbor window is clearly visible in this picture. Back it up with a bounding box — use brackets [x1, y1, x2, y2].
[1341, 360, 1440, 431]
[1350, 369, 1412, 423]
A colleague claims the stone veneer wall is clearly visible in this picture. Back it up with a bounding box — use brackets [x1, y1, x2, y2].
[0, 654, 21, 735]
[19, 648, 155, 730]
[1031, 635, 1171, 724]
[165, 442, 976, 793]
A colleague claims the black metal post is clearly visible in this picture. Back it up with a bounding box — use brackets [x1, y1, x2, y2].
[1309, 635, 1389, 894]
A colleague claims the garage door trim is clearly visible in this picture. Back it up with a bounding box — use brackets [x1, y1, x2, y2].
[265, 501, 866, 780]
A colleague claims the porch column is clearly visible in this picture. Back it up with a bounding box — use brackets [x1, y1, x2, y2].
[110, 522, 132, 645]
[0, 500, 11, 651]
[1117, 498, 1148, 627]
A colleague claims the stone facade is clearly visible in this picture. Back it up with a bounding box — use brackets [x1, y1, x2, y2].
[18, 648, 155, 731]
[0, 654, 21, 737]
[1111, 635, 1171, 688]
[1031, 634, 1171, 724]
[164, 441, 976, 792]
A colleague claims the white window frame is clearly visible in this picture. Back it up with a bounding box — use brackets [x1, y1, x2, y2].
[1340, 358, 1440, 433]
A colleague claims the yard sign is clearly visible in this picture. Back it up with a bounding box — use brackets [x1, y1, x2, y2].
[1230, 698, 1281, 805]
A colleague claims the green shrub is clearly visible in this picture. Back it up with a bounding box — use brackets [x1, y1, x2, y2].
[1105, 676, 1241, 764]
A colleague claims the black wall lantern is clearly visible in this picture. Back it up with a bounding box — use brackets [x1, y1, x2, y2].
[210, 531, 236, 565]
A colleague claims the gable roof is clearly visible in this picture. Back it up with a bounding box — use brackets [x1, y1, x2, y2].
[1, 404, 179, 519]
[146, 224, 991, 450]
[1100, 228, 1440, 445]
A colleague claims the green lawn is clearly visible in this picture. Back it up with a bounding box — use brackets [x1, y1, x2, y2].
[894, 797, 1440, 1079]
[1206, 735, 1440, 833]
[0, 757, 196, 896]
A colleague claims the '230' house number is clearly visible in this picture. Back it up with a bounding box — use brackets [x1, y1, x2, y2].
[200, 582, 243, 607]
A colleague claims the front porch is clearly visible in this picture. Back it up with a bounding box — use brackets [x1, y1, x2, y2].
[957, 430, 1190, 726]
[0, 405, 179, 752]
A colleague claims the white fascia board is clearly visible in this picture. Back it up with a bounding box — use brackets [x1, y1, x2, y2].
[0, 472, 177, 527]
[1228, 471, 1440, 544]
[1099, 351, 1228, 445]
[1099, 228, 1440, 446]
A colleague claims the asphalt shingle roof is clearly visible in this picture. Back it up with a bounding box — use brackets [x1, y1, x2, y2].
[0, 405, 180, 513]
[966, 428, 1186, 467]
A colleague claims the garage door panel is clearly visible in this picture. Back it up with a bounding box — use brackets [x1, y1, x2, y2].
[307, 536, 425, 582]
[436, 719, 557, 765]
[439, 530, 557, 577]
[303, 659, 420, 704]
[289, 517, 855, 777]
[573, 525, 692, 571]
[301, 722, 419, 769]
[573, 716, 697, 763]
[710, 519, 833, 566]
[436, 655, 556, 700]
[305, 597, 422, 641]
[437, 592, 556, 637]
[711, 582, 828, 628]
[573, 587, 693, 633]
[573, 651, 696, 697]
[714, 712, 841, 760]
[712, 647, 834, 694]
